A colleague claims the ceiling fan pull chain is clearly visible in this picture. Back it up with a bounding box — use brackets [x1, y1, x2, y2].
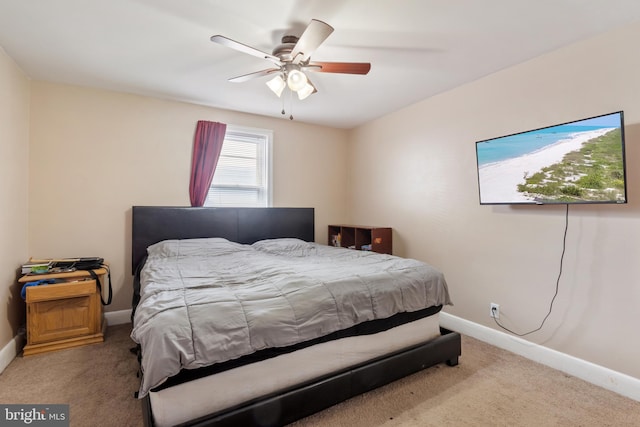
[281, 90, 285, 116]
[289, 89, 294, 120]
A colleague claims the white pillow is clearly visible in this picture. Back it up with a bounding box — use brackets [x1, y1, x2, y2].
[147, 237, 239, 257]
[251, 238, 316, 256]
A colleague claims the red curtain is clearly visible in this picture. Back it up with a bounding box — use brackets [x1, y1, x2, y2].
[189, 121, 227, 207]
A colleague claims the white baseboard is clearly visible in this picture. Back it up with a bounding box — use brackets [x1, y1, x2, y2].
[0, 332, 25, 374]
[440, 312, 640, 402]
[104, 309, 132, 326]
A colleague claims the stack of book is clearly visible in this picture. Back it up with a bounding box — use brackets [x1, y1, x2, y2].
[21, 261, 53, 274]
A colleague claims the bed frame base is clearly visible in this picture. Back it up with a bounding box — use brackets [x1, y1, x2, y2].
[142, 328, 461, 427]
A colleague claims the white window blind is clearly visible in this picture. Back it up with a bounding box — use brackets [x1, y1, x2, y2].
[204, 126, 272, 207]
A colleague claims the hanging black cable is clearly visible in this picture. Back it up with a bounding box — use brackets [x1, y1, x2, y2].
[492, 204, 569, 336]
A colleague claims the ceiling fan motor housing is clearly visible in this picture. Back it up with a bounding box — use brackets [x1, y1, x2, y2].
[272, 35, 300, 62]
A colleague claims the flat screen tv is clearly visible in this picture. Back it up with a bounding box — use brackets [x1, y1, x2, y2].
[475, 111, 627, 205]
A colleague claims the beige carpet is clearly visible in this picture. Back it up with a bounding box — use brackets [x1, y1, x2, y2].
[1, 324, 639, 426]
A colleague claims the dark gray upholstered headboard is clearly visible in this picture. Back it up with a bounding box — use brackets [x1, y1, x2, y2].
[131, 206, 315, 274]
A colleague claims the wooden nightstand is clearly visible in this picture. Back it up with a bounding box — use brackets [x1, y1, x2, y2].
[18, 268, 107, 356]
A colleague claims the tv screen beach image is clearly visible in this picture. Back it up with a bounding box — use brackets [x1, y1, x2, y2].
[476, 112, 626, 205]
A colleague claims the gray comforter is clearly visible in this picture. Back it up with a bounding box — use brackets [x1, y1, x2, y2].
[131, 238, 452, 397]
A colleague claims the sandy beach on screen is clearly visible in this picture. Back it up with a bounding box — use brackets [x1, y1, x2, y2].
[478, 128, 614, 203]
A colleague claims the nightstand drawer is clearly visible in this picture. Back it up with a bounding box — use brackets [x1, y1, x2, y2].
[26, 280, 96, 303]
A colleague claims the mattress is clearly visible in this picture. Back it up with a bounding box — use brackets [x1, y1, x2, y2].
[152, 305, 442, 391]
[149, 312, 442, 427]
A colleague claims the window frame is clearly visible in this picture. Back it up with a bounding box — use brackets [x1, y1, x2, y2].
[204, 125, 273, 208]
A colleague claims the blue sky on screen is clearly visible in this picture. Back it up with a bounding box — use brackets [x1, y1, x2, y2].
[577, 112, 621, 128]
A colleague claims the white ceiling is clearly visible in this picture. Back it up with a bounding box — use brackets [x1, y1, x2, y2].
[2, 1, 640, 129]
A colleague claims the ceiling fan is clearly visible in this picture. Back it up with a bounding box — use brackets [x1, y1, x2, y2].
[210, 19, 371, 101]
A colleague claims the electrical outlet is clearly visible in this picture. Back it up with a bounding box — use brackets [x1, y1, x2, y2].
[490, 303, 500, 319]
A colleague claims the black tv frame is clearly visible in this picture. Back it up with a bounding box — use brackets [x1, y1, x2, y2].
[475, 111, 627, 206]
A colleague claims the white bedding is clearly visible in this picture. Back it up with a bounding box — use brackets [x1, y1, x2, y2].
[131, 238, 451, 397]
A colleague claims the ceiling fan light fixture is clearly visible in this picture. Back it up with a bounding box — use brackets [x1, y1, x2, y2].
[297, 82, 315, 100]
[287, 69, 308, 92]
[266, 75, 286, 97]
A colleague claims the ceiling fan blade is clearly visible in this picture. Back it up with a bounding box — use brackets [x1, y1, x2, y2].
[291, 19, 334, 64]
[306, 61, 371, 75]
[228, 68, 281, 83]
[211, 35, 282, 65]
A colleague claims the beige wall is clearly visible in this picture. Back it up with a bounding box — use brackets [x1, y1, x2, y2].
[28, 82, 349, 311]
[0, 48, 30, 350]
[348, 22, 640, 379]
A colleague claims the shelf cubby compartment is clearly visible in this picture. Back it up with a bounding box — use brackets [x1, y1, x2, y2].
[327, 225, 392, 254]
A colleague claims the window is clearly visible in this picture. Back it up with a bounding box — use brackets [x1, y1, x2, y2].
[204, 126, 272, 207]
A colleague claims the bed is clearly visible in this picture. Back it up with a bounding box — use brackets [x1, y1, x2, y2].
[131, 206, 461, 427]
